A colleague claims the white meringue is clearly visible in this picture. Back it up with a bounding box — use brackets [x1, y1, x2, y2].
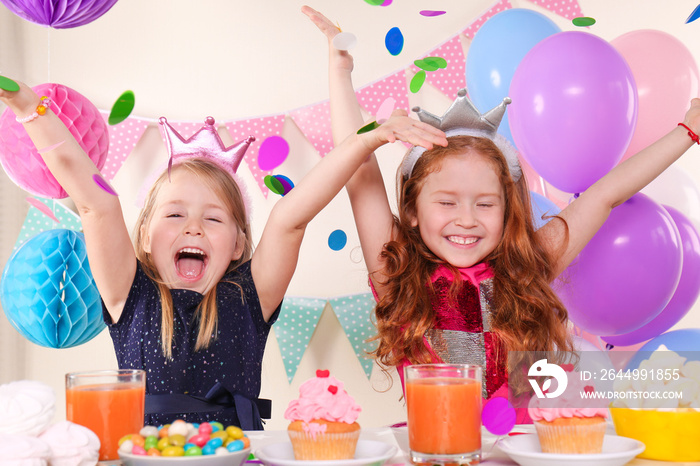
[0, 433, 51, 466]
[38, 421, 100, 466]
[0, 381, 55, 436]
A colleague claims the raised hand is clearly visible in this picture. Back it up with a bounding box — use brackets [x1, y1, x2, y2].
[360, 109, 447, 152]
[302, 5, 353, 73]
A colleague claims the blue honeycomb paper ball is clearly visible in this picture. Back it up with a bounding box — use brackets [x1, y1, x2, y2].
[0, 229, 105, 348]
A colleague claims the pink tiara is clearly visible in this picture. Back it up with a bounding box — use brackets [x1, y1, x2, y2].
[158, 116, 255, 178]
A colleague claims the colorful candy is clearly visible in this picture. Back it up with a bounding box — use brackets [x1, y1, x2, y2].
[121, 419, 249, 457]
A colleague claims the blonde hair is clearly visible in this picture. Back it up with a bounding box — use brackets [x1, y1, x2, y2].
[133, 159, 252, 359]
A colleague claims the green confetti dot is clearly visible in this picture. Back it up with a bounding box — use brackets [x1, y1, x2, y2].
[264, 174, 285, 195]
[572, 17, 596, 27]
[410, 70, 426, 94]
[108, 90, 135, 125]
[0, 76, 20, 92]
[414, 59, 439, 72]
[424, 56, 447, 69]
[357, 121, 380, 134]
[363, 0, 384, 5]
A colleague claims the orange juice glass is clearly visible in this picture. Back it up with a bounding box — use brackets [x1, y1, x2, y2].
[66, 369, 145, 461]
[405, 364, 482, 464]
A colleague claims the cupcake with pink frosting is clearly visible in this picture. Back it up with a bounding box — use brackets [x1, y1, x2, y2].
[284, 370, 361, 460]
[528, 371, 609, 454]
[39, 421, 100, 466]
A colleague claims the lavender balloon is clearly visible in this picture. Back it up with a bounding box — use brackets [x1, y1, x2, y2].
[0, 0, 119, 29]
[556, 193, 682, 336]
[509, 31, 637, 194]
[603, 205, 700, 346]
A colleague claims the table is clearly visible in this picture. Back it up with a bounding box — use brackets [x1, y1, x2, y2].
[245, 425, 700, 466]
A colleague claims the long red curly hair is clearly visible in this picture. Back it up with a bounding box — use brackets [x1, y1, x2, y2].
[371, 136, 574, 383]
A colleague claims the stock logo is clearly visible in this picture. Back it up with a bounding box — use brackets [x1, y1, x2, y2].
[528, 359, 568, 399]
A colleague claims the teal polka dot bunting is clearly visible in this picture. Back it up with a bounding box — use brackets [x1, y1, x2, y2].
[276, 297, 327, 383]
[14, 199, 83, 252]
[329, 292, 378, 379]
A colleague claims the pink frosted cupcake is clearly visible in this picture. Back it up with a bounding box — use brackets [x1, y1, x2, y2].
[528, 372, 609, 454]
[284, 370, 361, 460]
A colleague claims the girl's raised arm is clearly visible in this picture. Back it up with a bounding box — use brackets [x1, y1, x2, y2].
[0, 81, 136, 322]
[540, 98, 700, 277]
[302, 5, 408, 298]
[252, 110, 446, 321]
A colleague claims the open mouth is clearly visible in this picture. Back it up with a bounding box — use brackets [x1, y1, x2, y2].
[175, 247, 208, 281]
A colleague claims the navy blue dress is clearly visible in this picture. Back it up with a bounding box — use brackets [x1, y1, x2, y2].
[103, 260, 280, 429]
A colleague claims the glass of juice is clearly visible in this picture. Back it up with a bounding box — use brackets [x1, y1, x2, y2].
[66, 369, 145, 461]
[405, 364, 482, 465]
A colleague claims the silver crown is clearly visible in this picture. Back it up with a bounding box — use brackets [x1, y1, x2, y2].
[400, 89, 521, 181]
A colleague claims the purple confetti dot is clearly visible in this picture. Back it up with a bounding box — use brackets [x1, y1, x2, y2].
[420, 10, 446, 17]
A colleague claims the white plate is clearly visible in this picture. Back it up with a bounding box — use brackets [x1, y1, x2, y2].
[119, 447, 250, 466]
[497, 434, 644, 466]
[254, 440, 397, 466]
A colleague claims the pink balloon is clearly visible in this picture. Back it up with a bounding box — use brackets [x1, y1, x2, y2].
[509, 31, 637, 194]
[603, 206, 700, 346]
[0, 83, 109, 199]
[556, 193, 682, 336]
[612, 30, 699, 162]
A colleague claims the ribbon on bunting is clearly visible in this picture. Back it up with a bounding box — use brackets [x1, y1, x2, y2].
[329, 293, 378, 379]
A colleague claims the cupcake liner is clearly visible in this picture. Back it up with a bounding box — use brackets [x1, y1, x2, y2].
[288, 429, 361, 460]
[534, 418, 606, 454]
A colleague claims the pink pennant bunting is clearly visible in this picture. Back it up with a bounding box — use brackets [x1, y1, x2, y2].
[529, 0, 583, 20]
[463, 0, 512, 38]
[99, 111, 150, 180]
[409, 35, 467, 99]
[356, 71, 410, 118]
[290, 100, 333, 158]
[225, 115, 286, 197]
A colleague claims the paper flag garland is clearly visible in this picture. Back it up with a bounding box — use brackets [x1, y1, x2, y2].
[14, 199, 82, 252]
[225, 114, 286, 197]
[99, 112, 150, 180]
[275, 297, 327, 382]
[329, 293, 378, 379]
[530, 0, 583, 20]
[356, 71, 410, 119]
[290, 100, 333, 157]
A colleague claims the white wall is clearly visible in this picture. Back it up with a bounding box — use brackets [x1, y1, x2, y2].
[1, 0, 700, 430]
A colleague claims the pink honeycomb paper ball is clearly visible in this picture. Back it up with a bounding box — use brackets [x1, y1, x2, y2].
[0, 83, 109, 199]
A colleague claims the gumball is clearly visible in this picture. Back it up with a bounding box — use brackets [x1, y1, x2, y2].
[240, 436, 250, 449]
[215, 447, 229, 455]
[227, 439, 245, 452]
[199, 422, 213, 436]
[210, 421, 224, 432]
[158, 424, 170, 438]
[147, 448, 161, 456]
[119, 440, 134, 453]
[202, 444, 217, 455]
[189, 433, 209, 447]
[144, 436, 158, 451]
[206, 437, 223, 450]
[118, 434, 132, 446]
[169, 419, 189, 437]
[185, 445, 203, 456]
[226, 425, 244, 440]
[210, 431, 227, 442]
[161, 446, 185, 457]
[132, 445, 147, 456]
[157, 437, 170, 450]
[169, 434, 186, 447]
[140, 426, 158, 438]
[130, 434, 145, 448]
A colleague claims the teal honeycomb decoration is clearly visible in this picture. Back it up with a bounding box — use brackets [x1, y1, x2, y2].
[0, 229, 105, 348]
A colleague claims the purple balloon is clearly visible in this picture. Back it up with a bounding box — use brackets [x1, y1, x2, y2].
[556, 193, 682, 336]
[0, 0, 119, 28]
[509, 31, 637, 194]
[603, 205, 700, 346]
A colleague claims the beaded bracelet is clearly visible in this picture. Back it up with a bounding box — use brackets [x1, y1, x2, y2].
[678, 123, 700, 145]
[15, 96, 52, 123]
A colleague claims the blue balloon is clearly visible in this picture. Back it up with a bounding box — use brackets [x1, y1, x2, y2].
[0, 229, 105, 348]
[530, 191, 561, 230]
[466, 9, 561, 145]
[625, 328, 700, 369]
